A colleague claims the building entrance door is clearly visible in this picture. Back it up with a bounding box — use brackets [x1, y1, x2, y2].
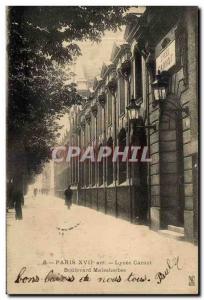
[160, 96, 185, 228]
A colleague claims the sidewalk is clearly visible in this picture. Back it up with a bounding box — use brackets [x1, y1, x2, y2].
[7, 195, 198, 294]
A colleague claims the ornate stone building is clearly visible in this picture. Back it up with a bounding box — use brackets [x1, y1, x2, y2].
[55, 7, 198, 243]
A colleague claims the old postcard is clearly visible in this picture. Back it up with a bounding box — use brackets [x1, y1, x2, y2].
[6, 6, 199, 295]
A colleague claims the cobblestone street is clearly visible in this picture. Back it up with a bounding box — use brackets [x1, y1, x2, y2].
[7, 194, 198, 294]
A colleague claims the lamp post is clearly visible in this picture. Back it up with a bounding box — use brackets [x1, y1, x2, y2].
[151, 70, 169, 106]
[126, 97, 141, 120]
[126, 97, 157, 130]
[151, 70, 189, 116]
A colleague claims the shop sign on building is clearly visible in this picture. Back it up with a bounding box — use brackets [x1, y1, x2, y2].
[156, 40, 176, 72]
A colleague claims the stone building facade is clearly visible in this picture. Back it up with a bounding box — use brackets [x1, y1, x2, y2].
[55, 7, 198, 243]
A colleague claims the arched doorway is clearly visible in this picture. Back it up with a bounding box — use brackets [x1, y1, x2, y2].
[159, 95, 185, 228]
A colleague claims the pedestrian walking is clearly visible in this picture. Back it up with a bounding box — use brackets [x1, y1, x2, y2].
[13, 190, 23, 220]
[64, 185, 73, 209]
[7, 180, 14, 209]
[33, 188, 38, 198]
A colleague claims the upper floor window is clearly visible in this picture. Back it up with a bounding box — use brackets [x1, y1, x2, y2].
[97, 106, 103, 136]
[135, 50, 143, 99]
[118, 128, 127, 184]
[119, 76, 125, 115]
[106, 137, 113, 185]
[91, 114, 95, 139]
[85, 124, 89, 145]
[107, 93, 112, 125]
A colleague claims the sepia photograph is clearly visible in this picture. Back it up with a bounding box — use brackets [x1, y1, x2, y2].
[6, 5, 199, 295]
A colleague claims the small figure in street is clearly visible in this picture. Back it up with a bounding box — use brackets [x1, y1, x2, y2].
[64, 185, 73, 209]
[13, 190, 23, 220]
[33, 188, 38, 198]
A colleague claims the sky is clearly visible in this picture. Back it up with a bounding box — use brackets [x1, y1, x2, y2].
[73, 28, 125, 82]
[72, 6, 146, 83]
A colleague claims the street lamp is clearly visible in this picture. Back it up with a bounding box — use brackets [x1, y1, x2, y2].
[151, 70, 169, 104]
[151, 71, 190, 117]
[126, 97, 141, 120]
[126, 96, 157, 131]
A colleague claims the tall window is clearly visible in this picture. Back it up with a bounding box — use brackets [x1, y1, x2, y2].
[107, 137, 113, 185]
[80, 160, 84, 187]
[97, 107, 102, 136]
[135, 50, 142, 99]
[107, 93, 112, 124]
[84, 126, 90, 186]
[85, 159, 89, 186]
[80, 132, 85, 187]
[91, 160, 95, 186]
[119, 76, 125, 115]
[118, 128, 127, 184]
[98, 144, 103, 186]
[91, 115, 95, 139]
[130, 60, 134, 98]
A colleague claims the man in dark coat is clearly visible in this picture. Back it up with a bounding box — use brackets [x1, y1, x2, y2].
[13, 190, 23, 220]
[64, 185, 73, 209]
[7, 180, 14, 210]
[33, 188, 38, 197]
